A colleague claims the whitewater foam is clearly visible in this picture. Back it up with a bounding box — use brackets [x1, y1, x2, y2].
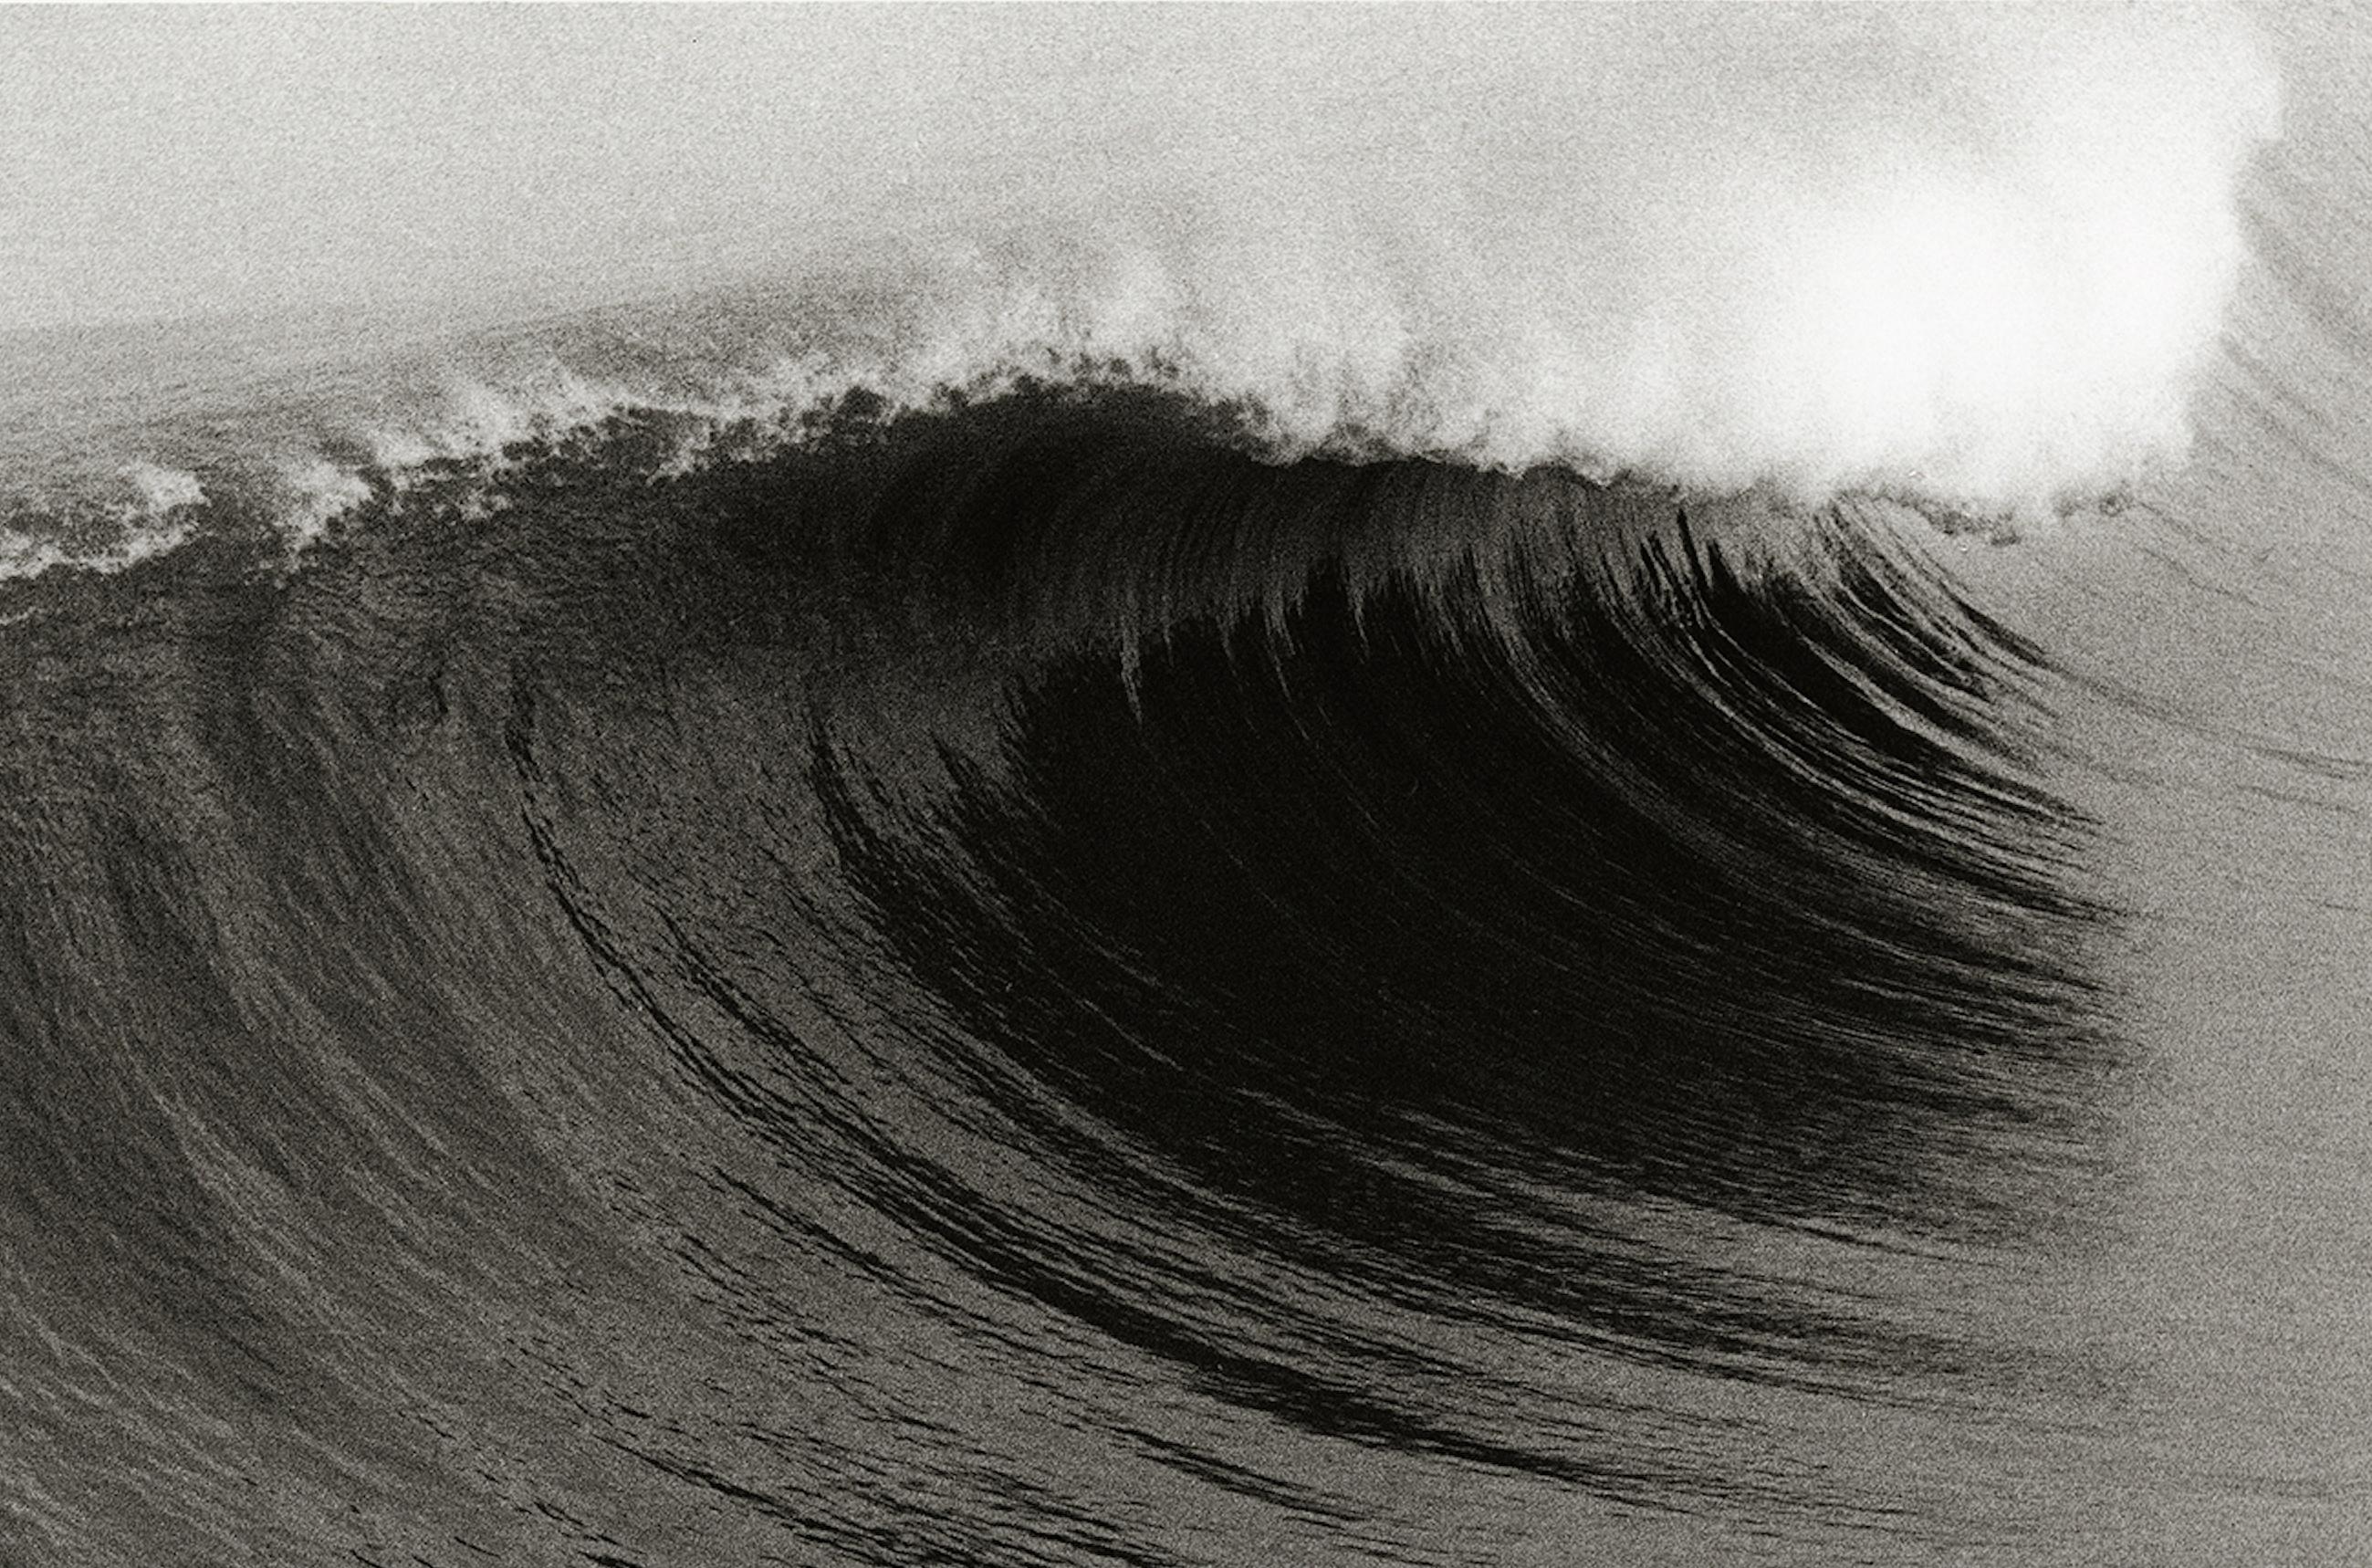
[2, 6, 2281, 579]
[0, 462, 204, 583]
[831, 5, 2281, 512]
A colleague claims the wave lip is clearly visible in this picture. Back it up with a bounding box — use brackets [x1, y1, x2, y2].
[866, 5, 2279, 514]
[0, 6, 2283, 591]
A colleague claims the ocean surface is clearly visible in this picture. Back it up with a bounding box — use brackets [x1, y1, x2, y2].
[3, 7, 2367, 1565]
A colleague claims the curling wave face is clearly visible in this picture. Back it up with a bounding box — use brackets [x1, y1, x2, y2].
[1, 386, 2126, 1562]
[0, 7, 2337, 1564]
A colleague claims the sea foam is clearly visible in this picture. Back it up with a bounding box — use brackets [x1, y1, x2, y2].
[3, 5, 2283, 570]
[822, 6, 2283, 514]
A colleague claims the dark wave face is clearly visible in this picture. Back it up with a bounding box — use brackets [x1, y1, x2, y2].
[8, 8, 2370, 1567]
[2, 390, 2126, 1563]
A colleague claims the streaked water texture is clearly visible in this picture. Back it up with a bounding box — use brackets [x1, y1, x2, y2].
[5, 7, 2369, 1565]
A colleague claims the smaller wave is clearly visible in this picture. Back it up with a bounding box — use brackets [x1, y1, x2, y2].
[0, 461, 206, 582]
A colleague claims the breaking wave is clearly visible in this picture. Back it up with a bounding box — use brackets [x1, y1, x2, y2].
[0, 5, 2276, 582]
[1, 7, 2330, 1565]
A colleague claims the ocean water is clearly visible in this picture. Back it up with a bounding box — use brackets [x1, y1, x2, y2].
[2, 8, 2366, 1565]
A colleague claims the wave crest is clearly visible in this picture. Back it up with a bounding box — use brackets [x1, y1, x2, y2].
[0, 6, 2279, 586]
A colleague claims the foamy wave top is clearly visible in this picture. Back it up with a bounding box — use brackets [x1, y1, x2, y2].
[5, 5, 2282, 580]
[826, 6, 2278, 512]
